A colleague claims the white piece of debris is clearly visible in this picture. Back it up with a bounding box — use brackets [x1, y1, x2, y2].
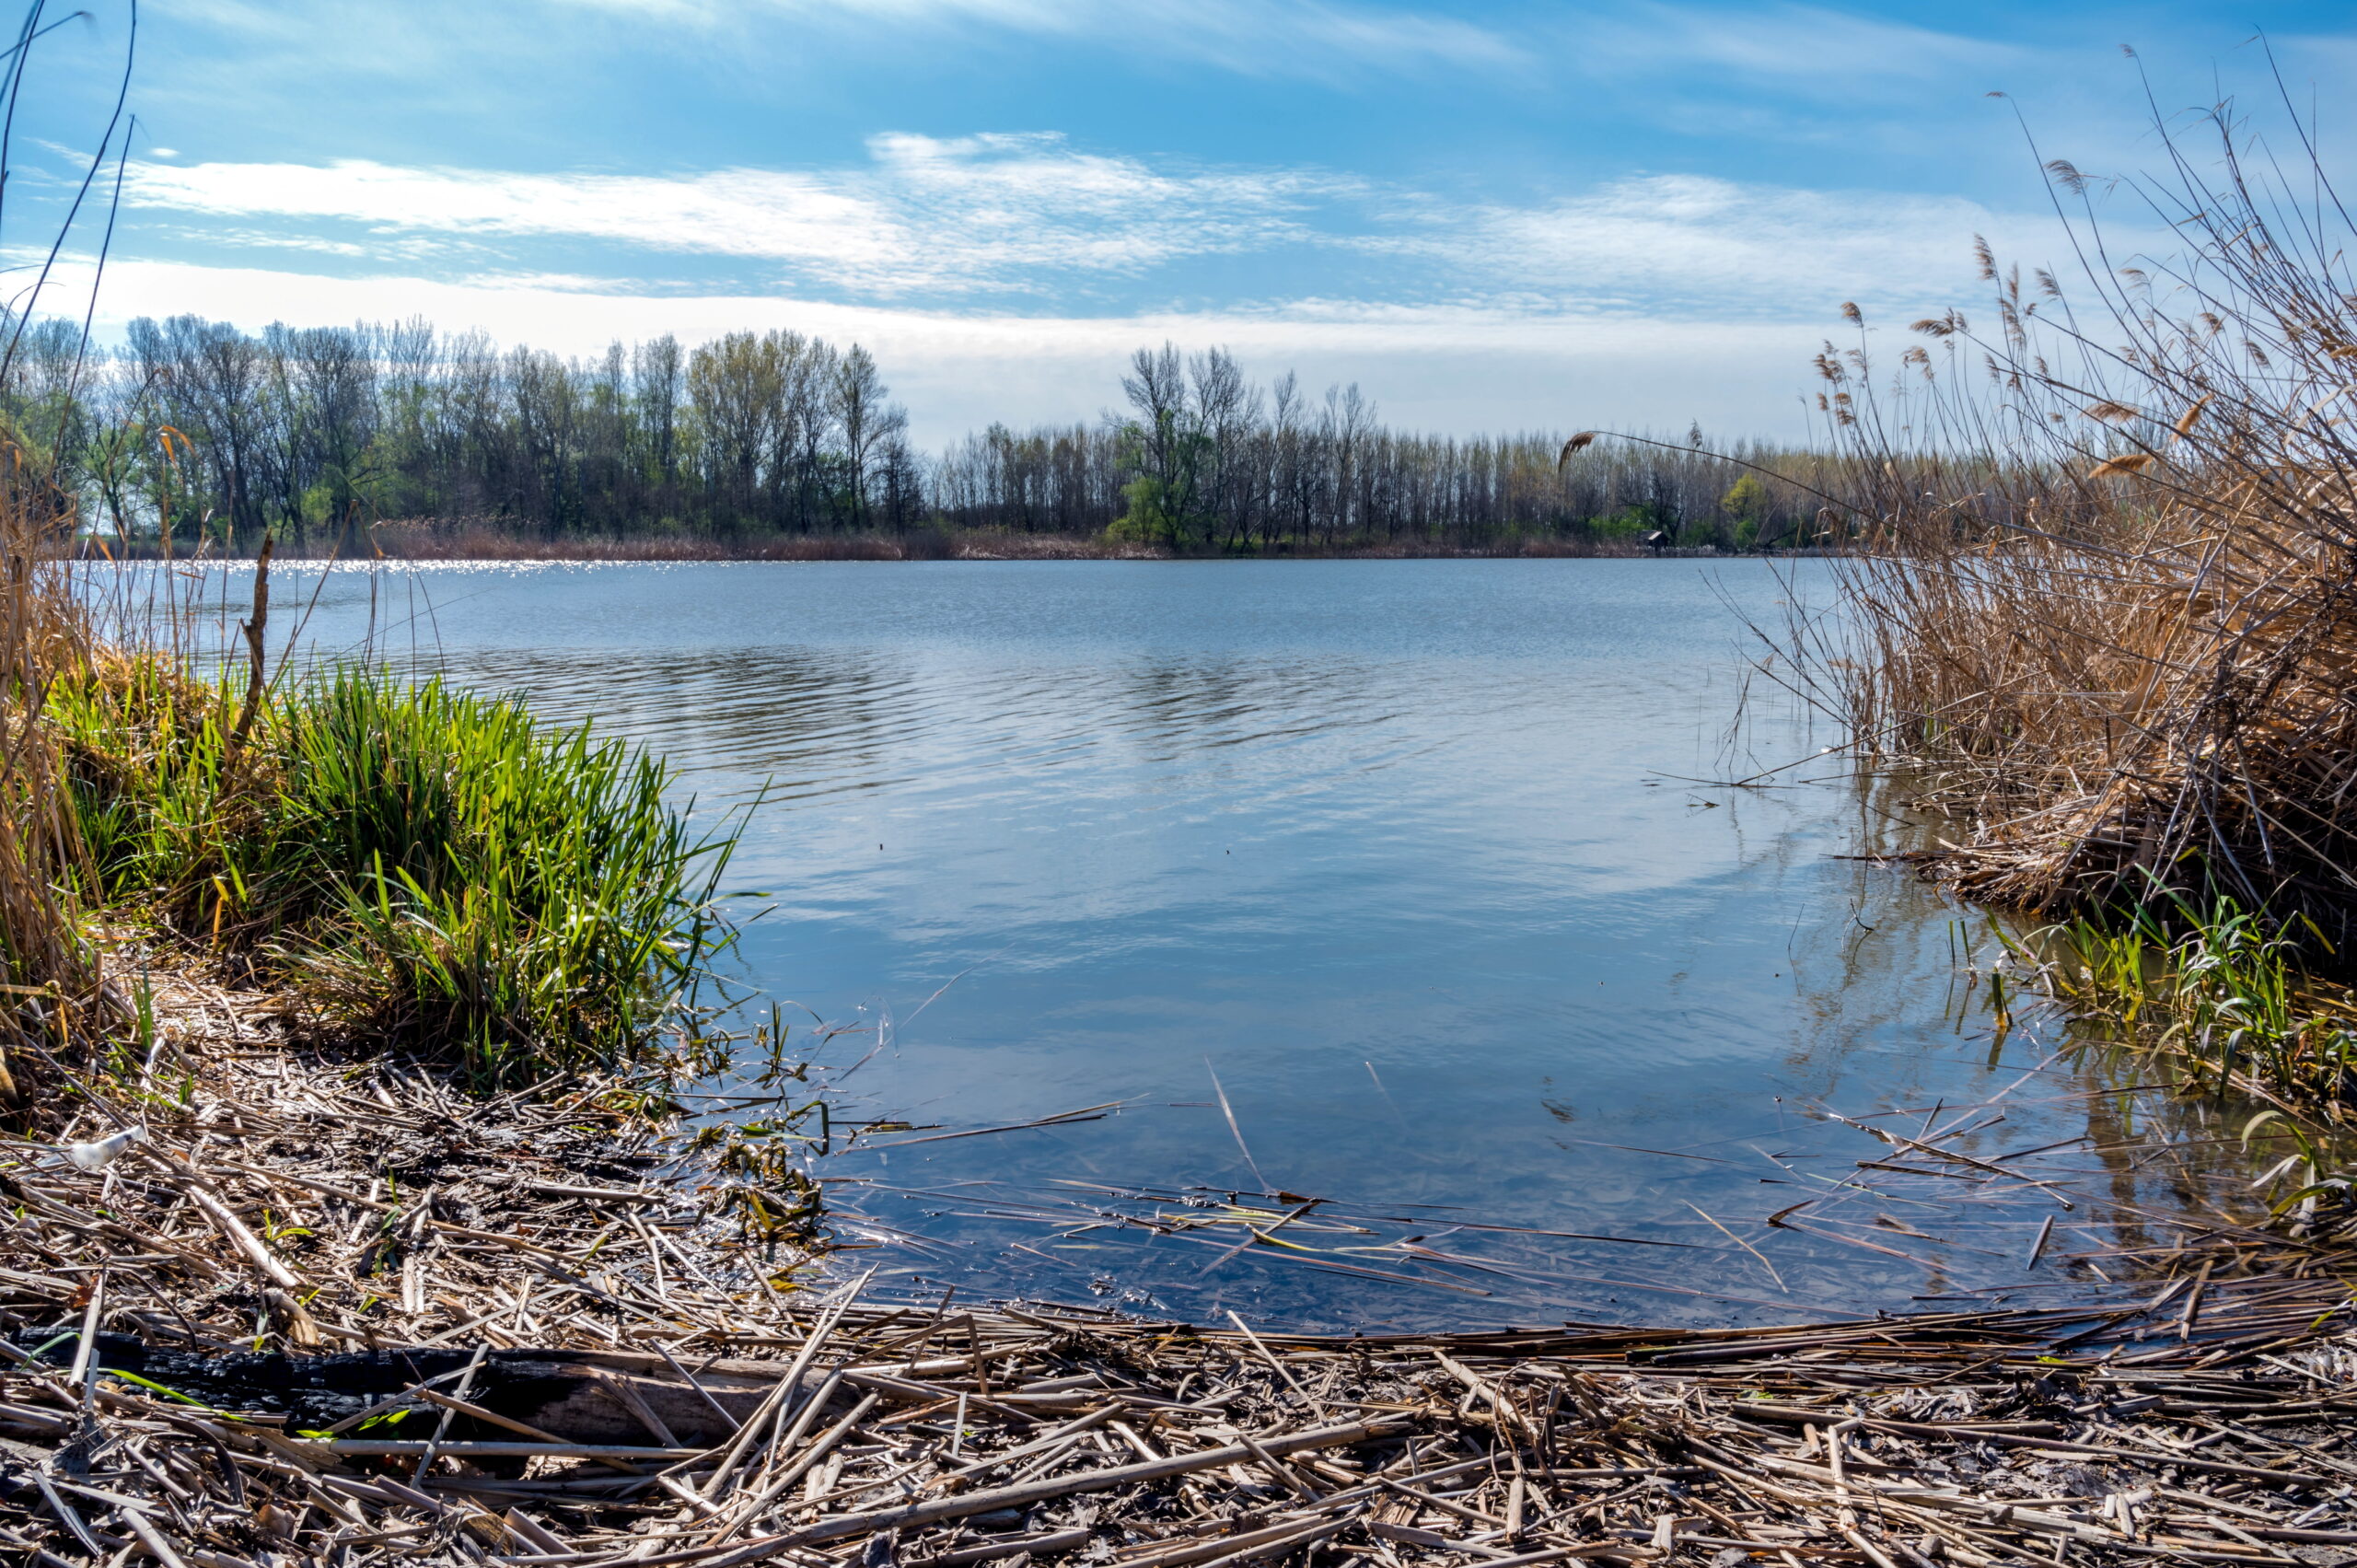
[63, 1126, 145, 1170]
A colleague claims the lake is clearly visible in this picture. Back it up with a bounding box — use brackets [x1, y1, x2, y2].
[157, 558, 2247, 1331]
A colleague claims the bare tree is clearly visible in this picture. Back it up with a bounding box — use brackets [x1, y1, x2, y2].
[831, 343, 905, 529]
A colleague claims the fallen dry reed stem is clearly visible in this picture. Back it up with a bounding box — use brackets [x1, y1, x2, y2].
[0, 958, 2354, 1568]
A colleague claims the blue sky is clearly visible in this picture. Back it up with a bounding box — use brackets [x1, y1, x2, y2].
[7, 0, 2352, 442]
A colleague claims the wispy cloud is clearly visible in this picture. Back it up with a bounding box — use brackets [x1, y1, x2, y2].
[1578, 2, 2024, 90]
[1439, 175, 2003, 317]
[123, 135, 1338, 296]
[561, 0, 1525, 81]
[122, 139, 2037, 320]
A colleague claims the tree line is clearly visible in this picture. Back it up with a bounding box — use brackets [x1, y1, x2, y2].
[0, 315, 1834, 552]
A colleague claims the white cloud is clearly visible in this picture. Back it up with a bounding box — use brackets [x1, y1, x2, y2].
[122, 137, 1331, 296]
[83, 138, 2111, 450]
[1579, 2, 2023, 90]
[121, 143, 2056, 324]
[1445, 175, 2005, 315]
[548, 0, 2041, 100]
[124, 159, 906, 277]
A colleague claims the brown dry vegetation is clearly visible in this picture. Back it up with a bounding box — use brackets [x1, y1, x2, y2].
[0, 472, 124, 1105]
[1789, 95, 2357, 966]
[5, 962, 2356, 1568]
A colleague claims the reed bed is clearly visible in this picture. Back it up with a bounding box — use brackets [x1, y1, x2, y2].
[1822, 109, 2357, 923]
[1795, 97, 2357, 1113]
[3, 964, 2357, 1568]
[0, 469, 129, 1114]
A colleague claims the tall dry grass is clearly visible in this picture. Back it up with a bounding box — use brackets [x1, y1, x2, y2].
[1806, 85, 2357, 955]
[0, 0, 145, 1112]
[0, 483, 116, 1107]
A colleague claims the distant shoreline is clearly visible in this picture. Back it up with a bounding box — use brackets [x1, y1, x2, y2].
[87, 525, 1814, 563]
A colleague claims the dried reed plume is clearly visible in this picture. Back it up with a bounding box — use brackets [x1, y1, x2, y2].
[1801, 75, 2357, 956]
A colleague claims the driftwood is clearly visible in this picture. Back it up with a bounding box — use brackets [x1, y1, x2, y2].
[15, 1338, 800, 1446]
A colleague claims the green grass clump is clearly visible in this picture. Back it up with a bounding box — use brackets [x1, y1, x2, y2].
[2026, 897, 2357, 1120]
[56, 655, 743, 1084]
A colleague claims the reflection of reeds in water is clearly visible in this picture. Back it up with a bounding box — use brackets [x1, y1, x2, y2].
[2012, 900, 2357, 1106]
[1992, 899, 2357, 1248]
[805, 1043, 2326, 1333]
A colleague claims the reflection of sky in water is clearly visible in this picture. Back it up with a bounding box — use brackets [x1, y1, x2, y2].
[132, 560, 2281, 1330]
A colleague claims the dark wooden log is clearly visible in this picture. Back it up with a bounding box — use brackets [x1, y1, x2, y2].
[13, 1330, 813, 1446]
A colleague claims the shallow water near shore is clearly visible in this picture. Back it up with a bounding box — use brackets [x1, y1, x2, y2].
[147, 558, 2262, 1331]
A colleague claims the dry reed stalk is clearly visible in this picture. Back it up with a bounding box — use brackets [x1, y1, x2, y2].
[0, 475, 117, 1109]
[1802, 87, 2357, 961]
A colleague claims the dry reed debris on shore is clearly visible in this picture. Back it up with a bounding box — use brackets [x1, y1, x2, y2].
[22, 1288, 2357, 1568]
[6, 963, 2357, 1568]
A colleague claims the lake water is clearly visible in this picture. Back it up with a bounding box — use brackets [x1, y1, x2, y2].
[154, 559, 2254, 1331]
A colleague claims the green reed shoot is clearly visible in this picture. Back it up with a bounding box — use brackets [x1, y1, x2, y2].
[2023, 895, 2357, 1119]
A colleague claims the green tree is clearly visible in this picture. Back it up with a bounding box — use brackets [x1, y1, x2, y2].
[1722, 474, 1772, 550]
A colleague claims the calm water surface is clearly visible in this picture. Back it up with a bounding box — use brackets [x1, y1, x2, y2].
[165, 560, 2242, 1330]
